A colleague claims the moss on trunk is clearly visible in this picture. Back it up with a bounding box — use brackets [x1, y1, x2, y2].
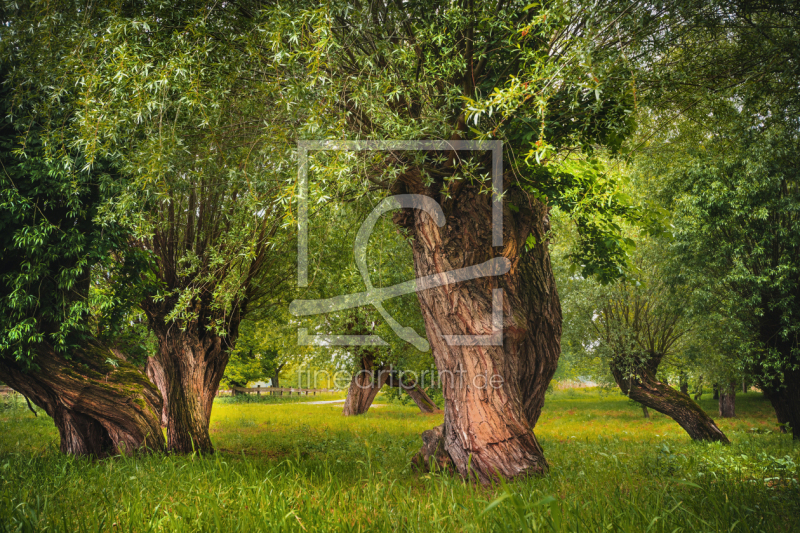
[0, 339, 166, 456]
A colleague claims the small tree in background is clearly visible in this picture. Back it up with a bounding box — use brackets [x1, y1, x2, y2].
[559, 230, 729, 442]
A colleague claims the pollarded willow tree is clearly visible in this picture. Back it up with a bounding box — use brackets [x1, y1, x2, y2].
[78, 13, 298, 453]
[267, 1, 657, 481]
[559, 236, 729, 442]
[5, 1, 301, 453]
[0, 63, 165, 456]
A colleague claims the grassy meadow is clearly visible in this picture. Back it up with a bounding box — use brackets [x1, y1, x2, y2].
[1, 389, 798, 532]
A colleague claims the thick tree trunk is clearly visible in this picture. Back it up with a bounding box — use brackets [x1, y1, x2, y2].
[610, 355, 729, 442]
[713, 384, 719, 400]
[343, 352, 390, 416]
[395, 181, 560, 483]
[755, 314, 800, 439]
[718, 381, 736, 418]
[761, 368, 800, 439]
[144, 322, 233, 454]
[679, 372, 689, 395]
[0, 340, 165, 456]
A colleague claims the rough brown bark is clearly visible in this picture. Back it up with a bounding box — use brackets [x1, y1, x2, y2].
[157, 330, 229, 453]
[395, 178, 560, 483]
[145, 358, 169, 427]
[718, 381, 736, 418]
[143, 302, 235, 454]
[342, 351, 390, 416]
[0, 340, 165, 456]
[610, 353, 728, 442]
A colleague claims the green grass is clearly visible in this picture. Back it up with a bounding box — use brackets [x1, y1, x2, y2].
[1, 390, 797, 532]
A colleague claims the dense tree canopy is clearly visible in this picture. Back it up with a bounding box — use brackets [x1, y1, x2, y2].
[0, 64, 165, 455]
[639, 115, 800, 437]
[626, 0, 800, 438]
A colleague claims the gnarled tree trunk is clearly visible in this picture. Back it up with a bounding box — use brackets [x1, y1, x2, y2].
[396, 182, 561, 483]
[144, 307, 235, 454]
[342, 351, 390, 416]
[141, 288, 241, 453]
[610, 353, 728, 442]
[0, 340, 165, 456]
[718, 381, 736, 418]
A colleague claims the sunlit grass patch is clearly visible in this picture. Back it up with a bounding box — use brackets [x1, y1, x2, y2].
[1, 389, 797, 532]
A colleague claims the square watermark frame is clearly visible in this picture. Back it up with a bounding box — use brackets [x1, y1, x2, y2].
[294, 140, 505, 349]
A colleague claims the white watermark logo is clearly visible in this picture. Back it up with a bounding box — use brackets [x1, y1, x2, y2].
[296, 366, 505, 391]
[289, 140, 505, 351]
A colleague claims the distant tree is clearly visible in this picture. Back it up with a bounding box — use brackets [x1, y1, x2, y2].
[559, 235, 729, 442]
[223, 349, 277, 391]
[223, 313, 293, 392]
[648, 116, 800, 438]
[679, 317, 748, 420]
[290, 198, 436, 416]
